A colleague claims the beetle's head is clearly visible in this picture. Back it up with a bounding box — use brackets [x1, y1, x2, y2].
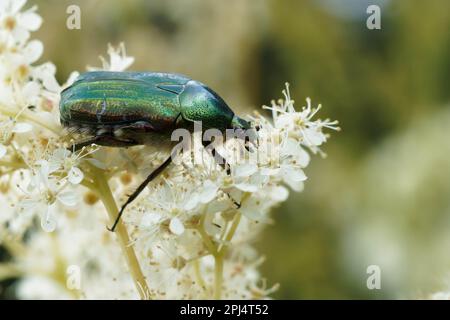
[231, 115, 251, 131]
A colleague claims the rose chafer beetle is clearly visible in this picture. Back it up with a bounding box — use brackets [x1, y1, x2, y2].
[60, 71, 255, 231]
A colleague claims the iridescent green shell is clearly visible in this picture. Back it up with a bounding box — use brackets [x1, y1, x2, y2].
[59, 71, 244, 133]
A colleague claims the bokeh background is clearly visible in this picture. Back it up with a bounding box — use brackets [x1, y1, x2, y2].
[8, 0, 449, 299]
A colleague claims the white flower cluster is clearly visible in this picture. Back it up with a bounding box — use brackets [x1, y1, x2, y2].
[0, 1, 338, 299]
[121, 81, 339, 298]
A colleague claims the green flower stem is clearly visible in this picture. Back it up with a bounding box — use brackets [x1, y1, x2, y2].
[213, 252, 224, 300]
[219, 212, 242, 254]
[193, 259, 207, 297]
[90, 166, 150, 300]
[197, 211, 218, 255]
[0, 160, 25, 169]
[0, 263, 22, 281]
[212, 211, 242, 299]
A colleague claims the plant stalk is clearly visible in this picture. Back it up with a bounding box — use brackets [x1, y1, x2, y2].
[213, 253, 224, 300]
[92, 167, 150, 299]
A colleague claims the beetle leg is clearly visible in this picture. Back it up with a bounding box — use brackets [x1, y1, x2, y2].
[116, 121, 155, 133]
[108, 152, 174, 232]
[225, 192, 241, 209]
[201, 140, 231, 175]
[210, 148, 231, 175]
[202, 141, 241, 209]
[71, 135, 139, 151]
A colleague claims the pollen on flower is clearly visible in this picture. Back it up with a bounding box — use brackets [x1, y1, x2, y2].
[120, 172, 133, 185]
[17, 64, 30, 79]
[4, 16, 16, 30]
[83, 191, 99, 205]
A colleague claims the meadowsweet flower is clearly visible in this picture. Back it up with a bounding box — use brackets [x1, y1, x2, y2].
[0, 116, 32, 157]
[0, 0, 42, 44]
[88, 42, 135, 72]
[0, 1, 339, 300]
[265, 84, 340, 155]
[19, 159, 79, 232]
[48, 148, 89, 185]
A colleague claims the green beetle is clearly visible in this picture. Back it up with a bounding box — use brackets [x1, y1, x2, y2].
[60, 71, 254, 231]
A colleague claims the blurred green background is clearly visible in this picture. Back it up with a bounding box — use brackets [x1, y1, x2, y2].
[32, 0, 450, 299]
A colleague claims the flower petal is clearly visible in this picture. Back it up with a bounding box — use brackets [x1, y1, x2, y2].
[19, 11, 42, 31]
[239, 198, 270, 223]
[303, 127, 326, 146]
[11, 26, 29, 44]
[68, 167, 84, 184]
[12, 122, 32, 133]
[269, 185, 289, 202]
[282, 165, 307, 182]
[284, 178, 304, 192]
[199, 180, 218, 203]
[169, 217, 184, 235]
[23, 40, 43, 63]
[57, 191, 77, 207]
[40, 206, 56, 232]
[140, 213, 162, 228]
[0, 144, 7, 158]
[234, 182, 259, 193]
[21, 81, 40, 102]
[184, 193, 200, 211]
[9, 0, 26, 14]
[234, 163, 258, 177]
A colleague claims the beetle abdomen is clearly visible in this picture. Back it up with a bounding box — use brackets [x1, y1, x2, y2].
[60, 72, 189, 131]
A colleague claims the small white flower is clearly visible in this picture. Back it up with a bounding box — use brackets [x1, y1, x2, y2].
[18, 156, 79, 232]
[184, 178, 220, 210]
[281, 170, 306, 191]
[32, 62, 60, 92]
[22, 39, 43, 64]
[88, 43, 134, 72]
[281, 137, 310, 167]
[19, 184, 78, 233]
[238, 196, 271, 223]
[0, 117, 32, 157]
[0, 0, 42, 44]
[48, 148, 88, 185]
[266, 84, 340, 155]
